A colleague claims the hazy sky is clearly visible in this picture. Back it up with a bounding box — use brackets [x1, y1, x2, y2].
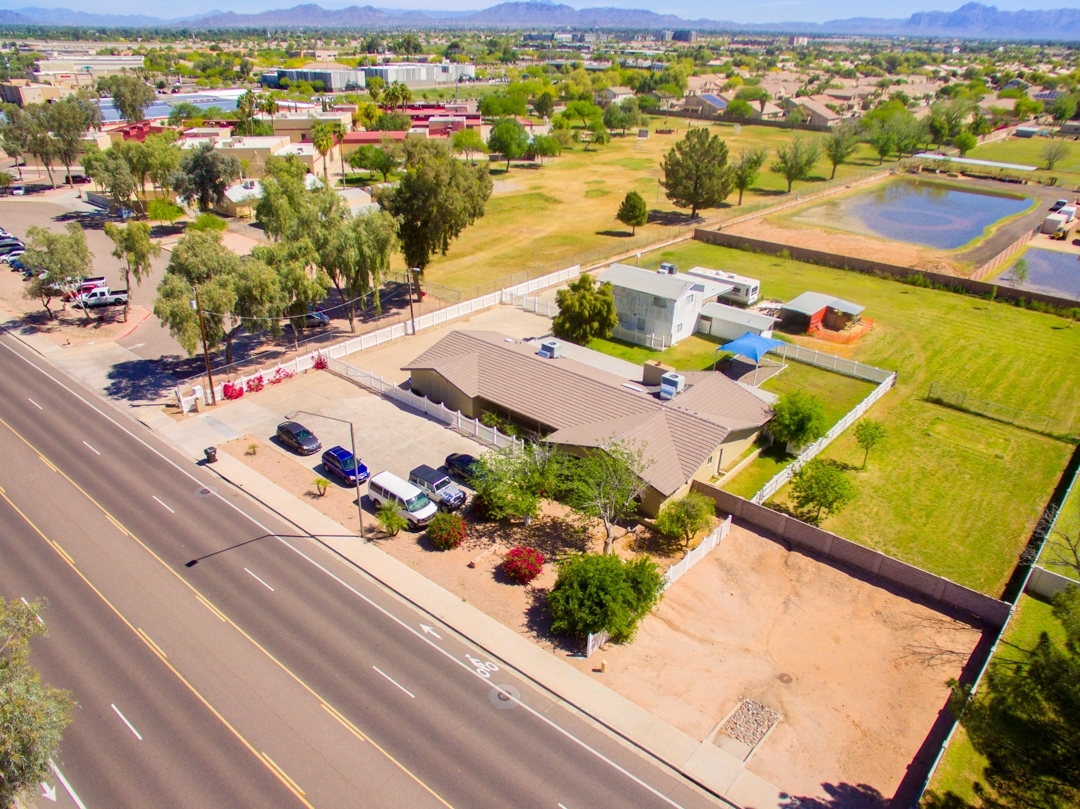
[4, 0, 1080, 24]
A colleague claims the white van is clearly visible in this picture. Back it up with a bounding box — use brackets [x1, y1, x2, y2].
[368, 471, 438, 529]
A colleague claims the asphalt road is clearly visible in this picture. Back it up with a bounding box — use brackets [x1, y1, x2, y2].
[0, 330, 722, 809]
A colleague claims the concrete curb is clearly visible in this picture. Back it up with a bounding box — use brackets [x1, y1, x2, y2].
[198, 450, 787, 809]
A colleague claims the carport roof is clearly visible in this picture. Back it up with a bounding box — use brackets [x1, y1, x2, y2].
[782, 291, 865, 317]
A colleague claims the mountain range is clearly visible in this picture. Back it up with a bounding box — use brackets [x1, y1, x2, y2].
[1, 1, 1079, 40]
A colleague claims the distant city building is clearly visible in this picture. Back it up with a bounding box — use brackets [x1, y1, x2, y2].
[789, 36, 809, 47]
[362, 62, 475, 89]
[672, 30, 697, 43]
[262, 68, 366, 92]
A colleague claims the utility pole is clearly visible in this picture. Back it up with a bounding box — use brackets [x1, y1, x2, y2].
[192, 287, 216, 405]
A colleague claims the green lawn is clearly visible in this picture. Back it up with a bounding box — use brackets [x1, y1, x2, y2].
[928, 593, 1067, 802]
[722, 445, 793, 499]
[414, 118, 886, 293]
[1038, 473, 1080, 582]
[968, 135, 1080, 186]
[645, 242, 1080, 595]
[588, 333, 730, 371]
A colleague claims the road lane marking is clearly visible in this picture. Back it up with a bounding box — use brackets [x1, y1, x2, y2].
[49, 761, 87, 809]
[245, 568, 275, 591]
[0, 490, 313, 809]
[111, 704, 143, 740]
[196, 593, 227, 622]
[320, 702, 367, 743]
[51, 542, 74, 565]
[261, 752, 308, 801]
[372, 666, 415, 698]
[28, 398, 42, 410]
[559, 804, 570, 808]
[136, 628, 168, 660]
[38, 454, 58, 472]
[82, 441, 100, 455]
[105, 513, 129, 536]
[152, 495, 175, 513]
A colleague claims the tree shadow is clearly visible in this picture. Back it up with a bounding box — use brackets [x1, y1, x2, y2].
[781, 782, 889, 809]
[104, 357, 182, 403]
[522, 583, 582, 655]
[647, 209, 699, 227]
[52, 209, 111, 231]
[595, 229, 634, 237]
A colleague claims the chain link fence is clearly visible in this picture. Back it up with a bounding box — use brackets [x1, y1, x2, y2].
[926, 382, 1076, 441]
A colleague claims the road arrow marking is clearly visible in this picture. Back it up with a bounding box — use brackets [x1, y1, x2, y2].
[40, 782, 56, 801]
[420, 624, 442, 639]
[49, 761, 87, 809]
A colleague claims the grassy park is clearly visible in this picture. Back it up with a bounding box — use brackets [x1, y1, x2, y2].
[641, 241, 1080, 595]
[968, 134, 1080, 188]
[415, 118, 886, 293]
[928, 593, 1067, 802]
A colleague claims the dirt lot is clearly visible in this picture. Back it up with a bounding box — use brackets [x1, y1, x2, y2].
[224, 421, 983, 803]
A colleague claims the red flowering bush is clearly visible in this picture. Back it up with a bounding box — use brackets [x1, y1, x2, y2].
[245, 374, 265, 393]
[312, 354, 329, 370]
[222, 380, 244, 400]
[270, 367, 294, 384]
[427, 512, 467, 550]
[503, 547, 544, 584]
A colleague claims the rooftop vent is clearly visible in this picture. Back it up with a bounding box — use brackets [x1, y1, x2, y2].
[537, 339, 563, 359]
[657, 263, 678, 275]
[659, 371, 685, 400]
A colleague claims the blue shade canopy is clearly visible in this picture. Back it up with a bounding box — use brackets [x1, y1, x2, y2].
[721, 332, 785, 363]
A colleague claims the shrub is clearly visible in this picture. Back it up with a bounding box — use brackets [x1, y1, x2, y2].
[245, 374, 265, 393]
[270, 367, 294, 384]
[548, 553, 663, 643]
[313, 477, 330, 496]
[188, 212, 228, 232]
[376, 501, 408, 536]
[427, 511, 467, 550]
[769, 390, 827, 448]
[246, 442, 258, 455]
[655, 492, 714, 547]
[503, 546, 544, 583]
[789, 458, 856, 525]
[311, 354, 329, 370]
[222, 380, 244, 400]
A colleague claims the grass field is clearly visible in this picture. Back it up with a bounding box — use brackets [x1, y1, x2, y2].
[414, 118, 886, 293]
[928, 593, 1067, 801]
[968, 135, 1080, 188]
[642, 242, 1080, 595]
[1038, 471, 1080, 581]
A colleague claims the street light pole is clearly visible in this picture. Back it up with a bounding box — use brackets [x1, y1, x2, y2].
[192, 286, 217, 405]
[287, 410, 364, 539]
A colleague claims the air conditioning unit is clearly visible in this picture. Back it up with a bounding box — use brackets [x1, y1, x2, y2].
[537, 339, 563, 359]
[659, 372, 685, 400]
[242, 180, 256, 190]
[658, 263, 678, 275]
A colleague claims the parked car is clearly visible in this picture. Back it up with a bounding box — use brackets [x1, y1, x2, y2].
[409, 465, 466, 511]
[304, 311, 330, 328]
[276, 421, 321, 455]
[74, 287, 128, 308]
[368, 471, 437, 529]
[444, 453, 478, 481]
[10, 186, 24, 196]
[64, 174, 91, 185]
[7, 258, 25, 271]
[1050, 199, 1069, 212]
[3, 248, 25, 262]
[321, 446, 369, 485]
[0, 238, 23, 251]
[65, 277, 108, 300]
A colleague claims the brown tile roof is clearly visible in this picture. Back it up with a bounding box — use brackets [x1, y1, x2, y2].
[403, 331, 772, 496]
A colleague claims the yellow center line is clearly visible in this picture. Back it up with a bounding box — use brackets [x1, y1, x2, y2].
[51, 541, 74, 566]
[0, 414, 455, 809]
[261, 752, 308, 798]
[0, 488, 310, 808]
[136, 628, 169, 661]
[320, 702, 368, 743]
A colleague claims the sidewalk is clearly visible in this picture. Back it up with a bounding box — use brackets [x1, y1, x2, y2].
[161, 429, 786, 808]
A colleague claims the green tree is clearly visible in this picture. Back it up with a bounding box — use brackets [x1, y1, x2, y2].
[785, 106, 804, 128]
[724, 98, 754, 118]
[528, 134, 561, 164]
[147, 198, 185, 232]
[770, 135, 821, 193]
[534, 90, 555, 119]
[1049, 93, 1078, 127]
[451, 128, 488, 162]
[173, 142, 241, 212]
[660, 127, 734, 218]
[789, 458, 856, 524]
[81, 145, 136, 208]
[853, 418, 885, 469]
[0, 596, 74, 809]
[868, 121, 897, 164]
[548, 553, 663, 642]
[375, 138, 492, 283]
[487, 117, 529, 171]
[167, 101, 201, 127]
[1, 104, 28, 180]
[953, 131, 978, 157]
[254, 238, 330, 348]
[945, 586, 1080, 809]
[655, 492, 714, 548]
[823, 121, 860, 179]
[769, 390, 827, 448]
[21, 224, 94, 320]
[616, 190, 648, 235]
[104, 220, 160, 322]
[1042, 139, 1071, 172]
[584, 119, 610, 151]
[372, 111, 412, 131]
[100, 75, 156, 123]
[347, 144, 396, 182]
[1010, 256, 1030, 288]
[310, 122, 336, 184]
[565, 99, 602, 128]
[366, 76, 385, 104]
[471, 444, 560, 522]
[731, 145, 768, 206]
[48, 91, 101, 188]
[562, 441, 649, 554]
[21, 104, 59, 188]
[552, 272, 618, 345]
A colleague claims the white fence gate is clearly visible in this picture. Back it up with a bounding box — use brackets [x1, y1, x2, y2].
[662, 516, 732, 589]
[585, 630, 610, 659]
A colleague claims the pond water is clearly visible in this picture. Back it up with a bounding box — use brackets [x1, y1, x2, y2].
[1000, 247, 1080, 301]
[791, 180, 1032, 250]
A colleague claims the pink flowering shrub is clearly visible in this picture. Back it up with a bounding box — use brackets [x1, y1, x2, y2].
[270, 367, 294, 384]
[503, 547, 544, 584]
[245, 374, 265, 393]
[312, 354, 329, 370]
[222, 381, 244, 400]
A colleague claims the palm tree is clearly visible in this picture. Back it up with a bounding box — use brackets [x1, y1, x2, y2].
[256, 93, 279, 131]
[330, 120, 347, 187]
[237, 90, 257, 136]
[382, 82, 399, 111]
[311, 122, 334, 184]
[392, 81, 412, 111]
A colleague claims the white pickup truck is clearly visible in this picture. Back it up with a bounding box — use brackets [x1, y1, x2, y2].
[75, 286, 128, 308]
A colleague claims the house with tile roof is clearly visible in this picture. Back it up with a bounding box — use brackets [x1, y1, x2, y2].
[403, 330, 773, 515]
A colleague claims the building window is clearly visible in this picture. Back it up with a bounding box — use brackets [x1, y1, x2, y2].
[675, 322, 683, 333]
[652, 296, 663, 307]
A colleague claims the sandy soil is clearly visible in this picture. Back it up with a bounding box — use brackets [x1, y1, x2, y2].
[222, 436, 983, 803]
[726, 216, 963, 275]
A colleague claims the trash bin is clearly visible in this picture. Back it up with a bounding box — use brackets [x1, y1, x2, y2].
[204, 446, 218, 463]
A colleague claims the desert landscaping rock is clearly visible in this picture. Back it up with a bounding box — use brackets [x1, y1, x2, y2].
[721, 698, 782, 747]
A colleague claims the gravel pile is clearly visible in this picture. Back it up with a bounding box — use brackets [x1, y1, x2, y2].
[720, 698, 782, 747]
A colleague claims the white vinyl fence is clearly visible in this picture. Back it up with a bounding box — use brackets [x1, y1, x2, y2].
[327, 358, 523, 450]
[177, 266, 584, 411]
[585, 630, 610, 659]
[610, 324, 668, 350]
[751, 372, 897, 504]
[663, 516, 732, 589]
[768, 343, 894, 384]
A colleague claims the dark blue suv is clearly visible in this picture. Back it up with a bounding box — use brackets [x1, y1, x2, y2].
[321, 446, 369, 485]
